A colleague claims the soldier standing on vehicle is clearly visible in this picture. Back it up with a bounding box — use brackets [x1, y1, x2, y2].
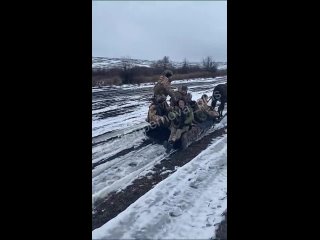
[147, 70, 175, 126]
[153, 70, 175, 105]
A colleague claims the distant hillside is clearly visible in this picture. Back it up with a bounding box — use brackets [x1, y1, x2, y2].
[92, 57, 227, 70]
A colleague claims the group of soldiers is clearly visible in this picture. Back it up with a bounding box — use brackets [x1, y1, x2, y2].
[147, 70, 221, 148]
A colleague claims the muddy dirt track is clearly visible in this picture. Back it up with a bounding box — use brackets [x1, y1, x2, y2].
[92, 77, 227, 239]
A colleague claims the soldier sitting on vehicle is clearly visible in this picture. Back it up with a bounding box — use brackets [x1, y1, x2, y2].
[201, 94, 209, 107]
[186, 92, 197, 110]
[170, 85, 188, 107]
[193, 99, 219, 123]
[146, 103, 170, 127]
[164, 99, 194, 150]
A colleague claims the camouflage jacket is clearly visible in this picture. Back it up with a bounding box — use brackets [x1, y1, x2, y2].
[170, 91, 188, 106]
[193, 105, 217, 123]
[194, 109, 209, 123]
[183, 106, 194, 125]
[153, 76, 175, 99]
[169, 106, 194, 128]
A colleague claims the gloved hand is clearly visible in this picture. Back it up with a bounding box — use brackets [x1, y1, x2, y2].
[168, 111, 176, 121]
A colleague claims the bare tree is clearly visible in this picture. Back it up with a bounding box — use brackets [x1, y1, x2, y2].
[120, 56, 134, 84]
[202, 56, 218, 73]
[162, 56, 171, 69]
[121, 56, 133, 71]
[152, 56, 173, 70]
[181, 58, 189, 73]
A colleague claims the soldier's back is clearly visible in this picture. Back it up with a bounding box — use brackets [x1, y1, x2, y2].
[154, 76, 170, 96]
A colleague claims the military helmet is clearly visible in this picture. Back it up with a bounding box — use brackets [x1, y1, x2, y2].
[178, 85, 188, 92]
[162, 70, 173, 78]
[197, 99, 204, 105]
[201, 94, 208, 101]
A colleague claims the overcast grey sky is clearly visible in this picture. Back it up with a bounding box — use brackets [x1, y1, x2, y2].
[93, 1, 227, 62]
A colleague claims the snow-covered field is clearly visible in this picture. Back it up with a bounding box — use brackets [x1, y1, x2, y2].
[92, 76, 227, 239]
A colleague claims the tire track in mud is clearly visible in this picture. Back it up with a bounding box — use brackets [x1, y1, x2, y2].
[93, 105, 137, 119]
[92, 122, 149, 146]
[92, 138, 152, 169]
[92, 138, 226, 239]
[92, 126, 227, 230]
[92, 141, 168, 203]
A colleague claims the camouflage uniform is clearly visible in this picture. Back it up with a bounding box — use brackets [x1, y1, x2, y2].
[168, 105, 194, 142]
[170, 91, 187, 106]
[201, 94, 209, 107]
[152, 73, 175, 117]
[147, 103, 170, 127]
[170, 85, 188, 107]
[193, 99, 219, 123]
[153, 75, 175, 102]
[206, 108, 219, 119]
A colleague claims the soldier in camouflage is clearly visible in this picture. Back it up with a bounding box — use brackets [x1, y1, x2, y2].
[147, 70, 175, 126]
[170, 85, 189, 107]
[147, 104, 169, 127]
[153, 70, 175, 104]
[166, 99, 194, 146]
[193, 99, 219, 123]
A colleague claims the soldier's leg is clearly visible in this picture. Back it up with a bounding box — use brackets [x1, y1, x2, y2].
[218, 101, 225, 117]
[207, 110, 219, 119]
[175, 126, 189, 141]
[168, 126, 177, 142]
[169, 126, 177, 142]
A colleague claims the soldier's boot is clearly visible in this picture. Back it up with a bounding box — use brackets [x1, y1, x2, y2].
[181, 133, 188, 150]
[163, 140, 173, 153]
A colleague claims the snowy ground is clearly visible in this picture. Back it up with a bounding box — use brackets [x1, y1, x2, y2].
[92, 76, 227, 239]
